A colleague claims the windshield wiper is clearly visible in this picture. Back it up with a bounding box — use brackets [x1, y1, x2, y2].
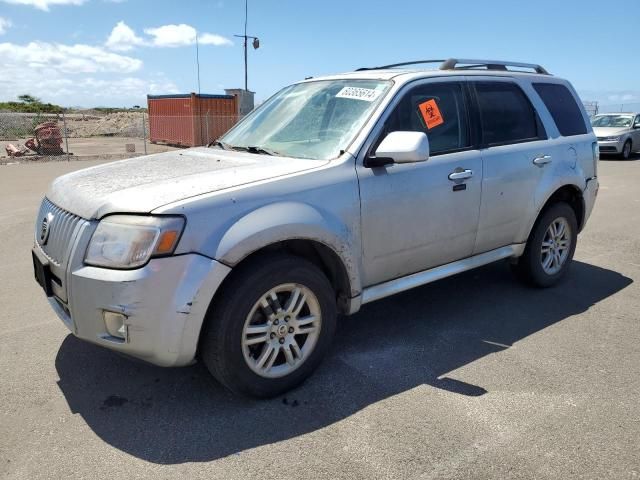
[208, 140, 232, 150]
[232, 145, 281, 156]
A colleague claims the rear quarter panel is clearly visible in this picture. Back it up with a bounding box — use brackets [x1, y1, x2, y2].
[515, 77, 596, 241]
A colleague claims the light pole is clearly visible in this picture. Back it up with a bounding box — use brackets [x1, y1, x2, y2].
[234, 0, 259, 91]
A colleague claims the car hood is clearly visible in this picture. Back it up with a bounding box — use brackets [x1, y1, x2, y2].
[593, 127, 629, 137]
[47, 147, 328, 219]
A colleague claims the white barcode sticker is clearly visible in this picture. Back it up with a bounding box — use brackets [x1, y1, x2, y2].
[335, 86, 382, 102]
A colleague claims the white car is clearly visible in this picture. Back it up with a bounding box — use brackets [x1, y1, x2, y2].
[592, 113, 640, 159]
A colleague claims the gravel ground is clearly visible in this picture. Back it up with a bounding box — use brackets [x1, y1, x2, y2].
[0, 155, 639, 479]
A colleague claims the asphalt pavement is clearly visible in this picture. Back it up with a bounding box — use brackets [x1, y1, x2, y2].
[1, 155, 639, 479]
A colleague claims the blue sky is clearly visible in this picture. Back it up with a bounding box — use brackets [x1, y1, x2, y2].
[0, 0, 639, 108]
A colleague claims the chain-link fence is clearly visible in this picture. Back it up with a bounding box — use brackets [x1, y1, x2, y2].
[582, 101, 640, 117]
[1, 111, 243, 163]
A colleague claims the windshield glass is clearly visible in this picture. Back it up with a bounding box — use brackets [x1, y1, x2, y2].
[220, 79, 391, 160]
[591, 115, 633, 128]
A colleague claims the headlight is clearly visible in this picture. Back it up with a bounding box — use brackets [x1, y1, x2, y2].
[601, 136, 620, 141]
[85, 215, 185, 269]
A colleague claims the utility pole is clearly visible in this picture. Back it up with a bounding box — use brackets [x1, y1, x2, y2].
[195, 33, 201, 94]
[234, 0, 259, 91]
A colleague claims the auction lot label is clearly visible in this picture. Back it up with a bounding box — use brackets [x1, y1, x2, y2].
[336, 87, 382, 102]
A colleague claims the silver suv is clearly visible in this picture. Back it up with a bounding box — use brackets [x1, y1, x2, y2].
[32, 58, 599, 397]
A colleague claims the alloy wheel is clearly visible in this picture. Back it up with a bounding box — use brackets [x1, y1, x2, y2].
[540, 217, 572, 275]
[241, 283, 322, 378]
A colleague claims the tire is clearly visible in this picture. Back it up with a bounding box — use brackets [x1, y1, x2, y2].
[200, 253, 337, 398]
[512, 202, 578, 288]
[621, 140, 632, 160]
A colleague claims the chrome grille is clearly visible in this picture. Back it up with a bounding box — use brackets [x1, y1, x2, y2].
[35, 198, 83, 266]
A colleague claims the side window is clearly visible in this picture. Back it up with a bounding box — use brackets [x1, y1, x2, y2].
[475, 82, 541, 146]
[635, 115, 640, 127]
[380, 82, 470, 155]
[533, 83, 588, 136]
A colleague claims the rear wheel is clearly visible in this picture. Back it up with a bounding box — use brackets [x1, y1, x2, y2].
[200, 254, 337, 398]
[621, 140, 632, 160]
[512, 202, 578, 287]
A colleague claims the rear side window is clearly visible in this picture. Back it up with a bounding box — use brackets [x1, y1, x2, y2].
[533, 83, 588, 136]
[475, 82, 541, 146]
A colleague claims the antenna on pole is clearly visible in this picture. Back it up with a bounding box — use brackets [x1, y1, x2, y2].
[244, 0, 248, 90]
[195, 33, 201, 95]
[234, 0, 259, 91]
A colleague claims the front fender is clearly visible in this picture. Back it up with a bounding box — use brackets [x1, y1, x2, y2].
[215, 202, 361, 297]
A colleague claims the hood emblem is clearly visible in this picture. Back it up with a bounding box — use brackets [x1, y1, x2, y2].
[40, 212, 54, 245]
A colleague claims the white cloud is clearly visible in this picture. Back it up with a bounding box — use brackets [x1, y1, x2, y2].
[106, 21, 146, 51]
[0, 41, 142, 73]
[0, 17, 11, 35]
[0, 72, 179, 106]
[579, 89, 640, 105]
[199, 33, 233, 46]
[607, 93, 639, 103]
[143, 23, 233, 48]
[105, 22, 233, 51]
[144, 23, 197, 47]
[0, 0, 86, 11]
[0, 39, 178, 106]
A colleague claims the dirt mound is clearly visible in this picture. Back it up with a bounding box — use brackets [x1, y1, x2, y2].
[66, 112, 146, 138]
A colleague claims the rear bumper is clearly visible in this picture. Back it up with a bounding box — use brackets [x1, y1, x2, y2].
[46, 253, 231, 367]
[582, 177, 599, 230]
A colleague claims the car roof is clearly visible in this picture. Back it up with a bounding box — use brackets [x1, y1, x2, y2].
[303, 68, 557, 84]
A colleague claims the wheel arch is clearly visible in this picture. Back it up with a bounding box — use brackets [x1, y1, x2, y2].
[527, 184, 586, 241]
[213, 201, 361, 310]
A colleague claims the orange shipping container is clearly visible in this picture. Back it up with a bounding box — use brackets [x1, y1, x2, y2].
[147, 93, 239, 147]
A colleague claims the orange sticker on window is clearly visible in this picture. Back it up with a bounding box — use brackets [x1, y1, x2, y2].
[418, 99, 444, 129]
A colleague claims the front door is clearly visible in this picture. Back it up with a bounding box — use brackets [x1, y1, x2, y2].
[357, 79, 483, 287]
[632, 115, 640, 149]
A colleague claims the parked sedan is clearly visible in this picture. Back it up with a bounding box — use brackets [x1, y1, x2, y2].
[592, 113, 640, 159]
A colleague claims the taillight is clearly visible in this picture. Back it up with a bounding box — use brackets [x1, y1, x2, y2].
[592, 141, 599, 176]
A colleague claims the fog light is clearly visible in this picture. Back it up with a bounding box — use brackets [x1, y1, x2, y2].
[103, 311, 128, 341]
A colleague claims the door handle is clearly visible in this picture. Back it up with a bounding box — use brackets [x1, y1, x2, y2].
[532, 154, 552, 166]
[448, 169, 473, 181]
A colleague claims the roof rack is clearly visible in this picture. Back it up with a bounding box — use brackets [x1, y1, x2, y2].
[356, 60, 445, 71]
[439, 58, 550, 75]
[356, 58, 550, 75]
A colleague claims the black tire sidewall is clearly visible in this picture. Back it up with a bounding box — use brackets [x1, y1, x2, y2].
[521, 202, 578, 287]
[201, 254, 337, 398]
[622, 140, 632, 160]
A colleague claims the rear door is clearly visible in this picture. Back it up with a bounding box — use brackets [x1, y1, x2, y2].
[470, 79, 550, 254]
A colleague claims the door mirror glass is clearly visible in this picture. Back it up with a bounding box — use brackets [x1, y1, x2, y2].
[372, 131, 430, 165]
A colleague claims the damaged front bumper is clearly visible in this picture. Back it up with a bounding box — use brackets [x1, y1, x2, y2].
[45, 251, 230, 367]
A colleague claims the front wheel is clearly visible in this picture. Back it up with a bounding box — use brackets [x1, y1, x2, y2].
[200, 254, 337, 398]
[512, 202, 578, 287]
[621, 140, 632, 160]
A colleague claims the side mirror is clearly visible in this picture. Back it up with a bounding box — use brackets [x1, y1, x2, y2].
[365, 131, 430, 168]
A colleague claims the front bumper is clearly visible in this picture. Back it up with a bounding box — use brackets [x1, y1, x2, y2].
[43, 252, 231, 367]
[597, 140, 623, 154]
